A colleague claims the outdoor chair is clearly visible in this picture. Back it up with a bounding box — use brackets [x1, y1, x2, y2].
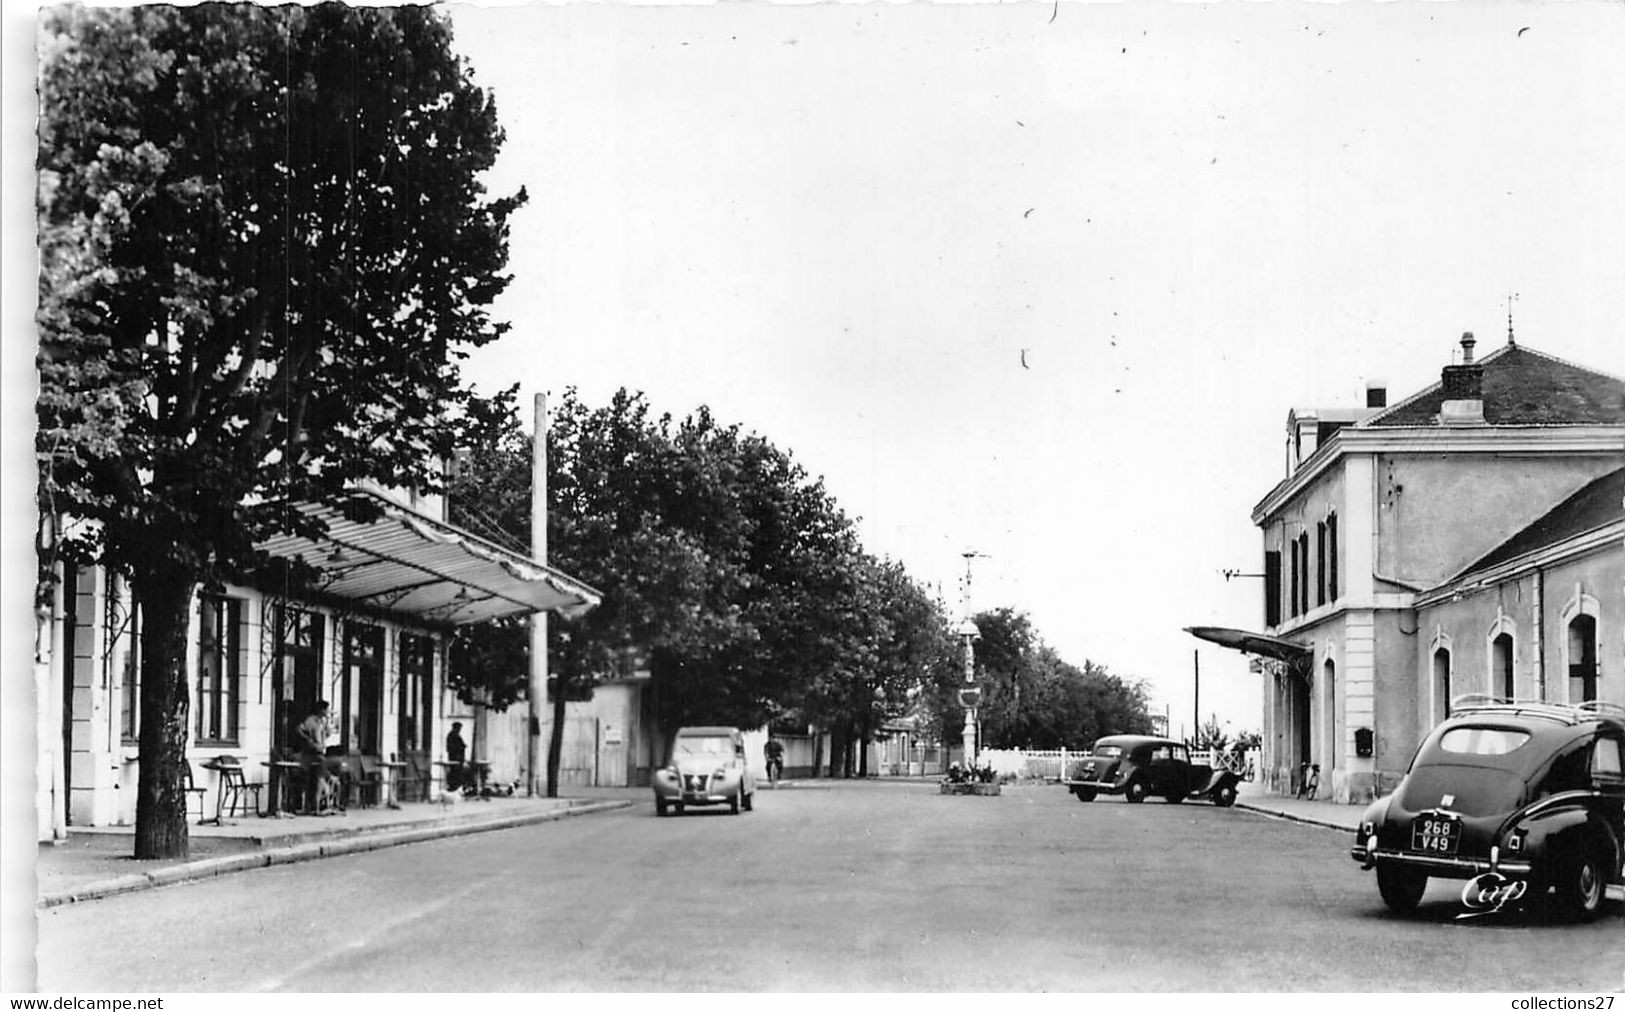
[348, 754, 382, 807]
[218, 761, 264, 819]
[182, 763, 209, 824]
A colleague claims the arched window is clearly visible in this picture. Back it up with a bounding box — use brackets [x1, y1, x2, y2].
[1433, 648, 1452, 724]
[1568, 615, 1598, 702]
[1322, 658, 1337, 772]
[1492, 632, 1514, 700]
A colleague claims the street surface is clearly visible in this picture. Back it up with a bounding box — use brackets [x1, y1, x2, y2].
[38, 780, 1622, 991]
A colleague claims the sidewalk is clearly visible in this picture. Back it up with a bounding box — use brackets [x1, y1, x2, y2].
[1233, 777, 1362, 832]
[35, 787, 642, 909]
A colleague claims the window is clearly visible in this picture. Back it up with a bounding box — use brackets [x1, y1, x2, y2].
[1264, 550, 1282, 627]
[119, 596, 141, 744]
[1289, 540, 1300, 619]
[1592, 738, 1622, 779]
[1326, 513, 1338, 602]
[399, 633, 435, 753]
[1492, 632, 1514, 700]
[1568, 614, 1598, 702]
[1438, 727, 1529, 756]
[1315, 521, 1327, 607]
[1298, 533, 1310, 615]
[1432, 648, 1452, 724]
[196, 596, 242, 744]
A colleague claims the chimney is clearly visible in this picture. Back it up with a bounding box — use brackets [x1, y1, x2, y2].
[1365, 379, 1387, 409]
[1438, 331, 1485, 425]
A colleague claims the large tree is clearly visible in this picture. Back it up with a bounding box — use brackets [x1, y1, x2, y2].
[37, 5, 523, 857]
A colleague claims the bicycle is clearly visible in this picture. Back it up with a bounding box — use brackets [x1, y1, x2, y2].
[1296, 762, 1321, 800]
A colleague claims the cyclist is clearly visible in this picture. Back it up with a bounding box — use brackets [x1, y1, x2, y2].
[764, 737, 785, 786]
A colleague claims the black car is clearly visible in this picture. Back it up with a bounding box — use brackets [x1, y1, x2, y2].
[1350, 696, 1625, 920]
[1062, 734, 1243, 807]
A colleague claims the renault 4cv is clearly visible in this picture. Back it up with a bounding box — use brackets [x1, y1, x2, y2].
[1350, 696, 1625, 921]
[1062, 734, 1247, 806]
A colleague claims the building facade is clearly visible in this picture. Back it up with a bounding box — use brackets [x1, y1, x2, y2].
[1209, 333, 1624, 804]
[35, 483, 599, 840]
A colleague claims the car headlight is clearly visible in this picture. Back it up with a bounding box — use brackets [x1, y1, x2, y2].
[1360, 820, 1375, 838]
[1505, 829, 1526, 853]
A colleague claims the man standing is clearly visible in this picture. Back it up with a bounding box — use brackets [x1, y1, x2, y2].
[446, 721, 468, 791]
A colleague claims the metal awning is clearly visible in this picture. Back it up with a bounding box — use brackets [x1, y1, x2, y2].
[1184, 626, 1312, 667]
[257, 491, 601, 627]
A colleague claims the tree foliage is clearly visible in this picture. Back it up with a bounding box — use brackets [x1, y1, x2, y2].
[37, 4, 522, 856]
[946, 608, 1155, 750]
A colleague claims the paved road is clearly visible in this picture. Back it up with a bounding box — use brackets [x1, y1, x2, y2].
[38, 780, 1622, 991]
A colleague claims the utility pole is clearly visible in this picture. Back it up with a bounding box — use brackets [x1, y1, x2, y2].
[528, 392, 548, 797]
[1193, 649, 1200, 746]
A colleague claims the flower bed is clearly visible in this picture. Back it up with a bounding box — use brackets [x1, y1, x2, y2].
[939, 782, 1001, 796]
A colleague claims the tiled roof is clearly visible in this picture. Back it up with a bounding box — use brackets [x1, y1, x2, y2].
[1365, 344, 1625, 427]
[1459, 466, 1625, 576]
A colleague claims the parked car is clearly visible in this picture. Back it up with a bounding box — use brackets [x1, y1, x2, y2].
[652, 726, 756, 816]
[1062, 734, 1243, 806]
[1350, 696, 1625, 920]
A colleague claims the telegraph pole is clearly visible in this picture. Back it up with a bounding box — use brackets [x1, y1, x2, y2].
[528, 392, 548, 797]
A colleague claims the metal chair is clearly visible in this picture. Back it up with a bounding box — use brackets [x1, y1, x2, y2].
[218, 762, 264, 819]
[183, 764, 210, 824]
[348, 754, 382, 807]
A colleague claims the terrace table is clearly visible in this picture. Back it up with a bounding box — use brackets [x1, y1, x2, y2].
[377, 759, 406, 809]
[260, 760, 303, 817]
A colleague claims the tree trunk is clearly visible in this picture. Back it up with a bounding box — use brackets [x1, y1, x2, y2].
[547, 679, 566, 798]
[133, 565, 196, 860]
[810, 730, 823, 779]
[858, 716, 871, 778]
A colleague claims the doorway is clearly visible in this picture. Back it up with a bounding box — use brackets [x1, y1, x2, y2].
[1432, 648, 1452, 725]
[273, 607, 324, 757]
[343, 623, 385, 755]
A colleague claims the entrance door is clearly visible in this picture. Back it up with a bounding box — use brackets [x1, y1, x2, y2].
[1292, 674, 1312, 768]
[344, 624, 385, 755]
[273, 608, 324, 757]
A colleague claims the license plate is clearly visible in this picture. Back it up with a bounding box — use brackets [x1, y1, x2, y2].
[1412, 815, 1461, 855]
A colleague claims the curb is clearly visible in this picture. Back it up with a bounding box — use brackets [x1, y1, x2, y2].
[1236, 800, 1356, 833]
[38, 799, 631, 909]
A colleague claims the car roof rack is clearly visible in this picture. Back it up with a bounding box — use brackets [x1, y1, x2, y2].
[1450, 694, 1625, 726]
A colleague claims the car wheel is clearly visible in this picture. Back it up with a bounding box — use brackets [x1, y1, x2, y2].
[655, 798, 668, 817]
[1376, 864, 1427, 915]
[1212, 784, 1238, 808]
[1552, 846, 1607, 922]
[730, 787, 742, 815]
[674, 802, 685, 816]
[1072, 787, 1096, 803]
[743, 789, 754, 812]
[1124, 779, 1146, 804]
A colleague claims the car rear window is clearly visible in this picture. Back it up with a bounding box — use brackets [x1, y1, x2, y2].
[1438, 727, 1530, 756]
[1091, 745, 1122, 758]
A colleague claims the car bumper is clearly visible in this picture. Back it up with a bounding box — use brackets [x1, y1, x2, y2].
[652, 777, 741, 805]
[1065, 779, 1125, 794]
[1350, 844, 1533, 879]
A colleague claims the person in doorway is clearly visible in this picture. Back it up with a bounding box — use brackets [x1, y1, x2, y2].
[445, 721, 468, 791]
[764, 737, 785, 785]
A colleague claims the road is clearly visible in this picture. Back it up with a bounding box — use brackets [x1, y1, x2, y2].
[38, 780, 1623, 991]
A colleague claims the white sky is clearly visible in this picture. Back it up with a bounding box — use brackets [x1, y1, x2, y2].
[441, 0, 1625, 737]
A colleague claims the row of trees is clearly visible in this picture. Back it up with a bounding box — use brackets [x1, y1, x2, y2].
[447, 388, 963, 786]
[447, 390, 1159, 782]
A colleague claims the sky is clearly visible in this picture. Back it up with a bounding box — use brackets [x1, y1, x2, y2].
[439, 0, 1625, 738]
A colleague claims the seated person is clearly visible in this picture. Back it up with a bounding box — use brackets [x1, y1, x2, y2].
[296, 701, 344, 811]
